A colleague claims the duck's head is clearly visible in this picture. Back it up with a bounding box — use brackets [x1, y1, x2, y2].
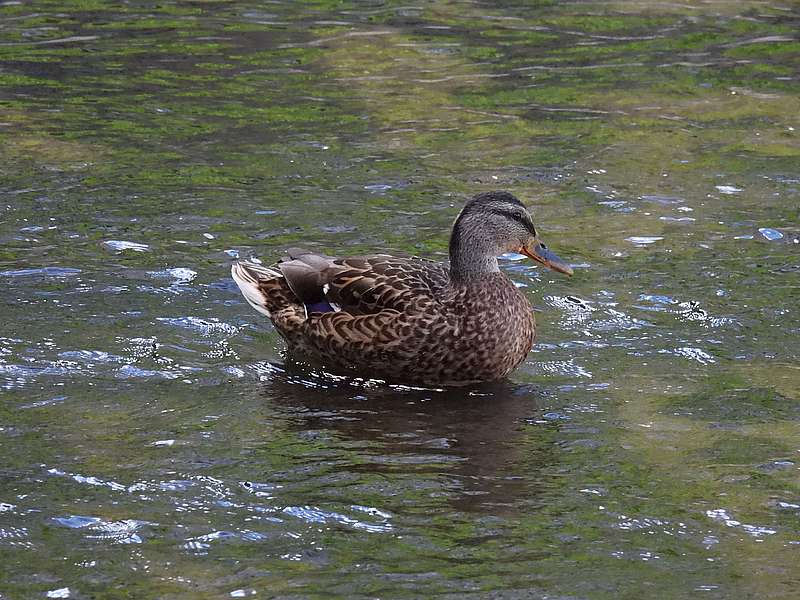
[449, 191, 573, 279]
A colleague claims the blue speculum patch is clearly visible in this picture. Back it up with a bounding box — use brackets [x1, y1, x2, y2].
[306, 300, 336, 313]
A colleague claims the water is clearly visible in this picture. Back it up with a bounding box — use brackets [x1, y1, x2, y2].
[1, 1, 799, 598]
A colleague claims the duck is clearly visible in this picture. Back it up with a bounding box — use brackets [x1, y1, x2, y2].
[231, 190, 572, 386]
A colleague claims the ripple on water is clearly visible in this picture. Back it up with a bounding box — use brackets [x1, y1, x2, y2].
[156, 316, 239, 336]
[715, 185, 743, 195]
[157, 480, 196, 492]
[758, 227, 784, 241]
[52, 515, 152, 544]
[634, 295, 737, 328]
[19, 395, 68, 409]
[116, 364, 180, 380]
[598, 199, 633, 212]
[241, 481, 281, 498]
[662, 347, 716, 365]
[102, 240, 150, 253]
[660, 216, 695, 223]
[639, 195, 685, 205]
[705, 508, 776, 538]
[545, 295, 594, 313]
[44, 459, 393, 558]
[0, 362, 84, 390]
[182, 530, 268, 555]
[59, 344, 197, 383]
[0, 266, 81, 278]
[626, 236, 664, 245]
[591, 308, 652, 332]
[545, 293, 655, 334]
[531, 359, 593, 379]
[363, 183, 393, 192]
[117, 337, 198, 379]
[614, 514, 681, 535]
[282, 505, 392, 533]
[0, 526, 34, 549]
[47, 467, 127, 492]
[147, 267, 198, 284]
[544, 295, 596, 328]
[58, 350, 126, 364]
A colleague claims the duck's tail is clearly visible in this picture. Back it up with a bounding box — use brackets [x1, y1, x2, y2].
[231, 261, 293, 318]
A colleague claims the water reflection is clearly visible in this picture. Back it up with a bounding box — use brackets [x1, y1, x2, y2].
[257, 366, 554, 512]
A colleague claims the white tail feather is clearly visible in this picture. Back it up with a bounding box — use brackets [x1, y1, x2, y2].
[230, 262, 281, 318]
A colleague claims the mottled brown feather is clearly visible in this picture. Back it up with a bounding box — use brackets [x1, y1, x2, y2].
[232, 256, 534, 386]
[230, 191, 568, 385]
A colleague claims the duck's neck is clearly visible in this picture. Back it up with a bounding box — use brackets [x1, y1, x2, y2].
[448, 222, 501, 282]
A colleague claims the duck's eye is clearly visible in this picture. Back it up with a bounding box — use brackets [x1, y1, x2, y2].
[489, 208, 536, 235]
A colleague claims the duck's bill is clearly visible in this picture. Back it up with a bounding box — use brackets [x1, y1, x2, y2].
[522, 242, 574, 276]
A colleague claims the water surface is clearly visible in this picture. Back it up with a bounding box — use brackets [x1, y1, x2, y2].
[1, 1, 799, 598]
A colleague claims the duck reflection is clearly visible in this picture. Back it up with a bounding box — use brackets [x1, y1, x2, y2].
[256, 360, 557, 513]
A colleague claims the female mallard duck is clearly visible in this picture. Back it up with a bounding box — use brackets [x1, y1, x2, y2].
[231, 191, 572, 386]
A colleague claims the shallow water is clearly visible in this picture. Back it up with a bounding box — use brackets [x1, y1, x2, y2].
[1, 1, 799, 598]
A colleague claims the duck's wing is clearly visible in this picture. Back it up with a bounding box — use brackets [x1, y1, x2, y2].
[232, 252, 454, 373]
[277, 249, 449, 316]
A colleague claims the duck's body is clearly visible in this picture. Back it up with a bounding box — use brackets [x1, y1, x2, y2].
[231, 191, 571, 386]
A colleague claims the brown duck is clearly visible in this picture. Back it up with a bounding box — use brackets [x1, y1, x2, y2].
[231, 191, 572, 386]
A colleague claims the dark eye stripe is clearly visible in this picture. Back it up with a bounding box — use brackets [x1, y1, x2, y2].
[490, 209, 536, 236]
